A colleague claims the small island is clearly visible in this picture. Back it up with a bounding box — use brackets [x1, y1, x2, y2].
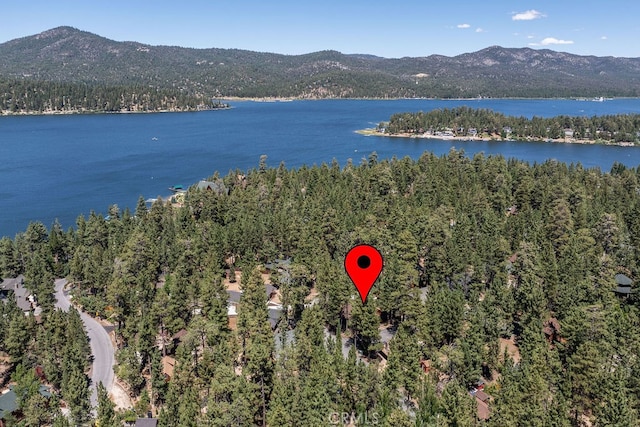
[360, 106, 640, 146]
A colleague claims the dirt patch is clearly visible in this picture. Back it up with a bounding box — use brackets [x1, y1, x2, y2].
[110, 378, 133, 410]
[224, 270, 242, 292]
[305, 286, 319, 302]
[261, 272, 271, 284]
[225, 269, 273, 291]
[499, 336, 521, 364]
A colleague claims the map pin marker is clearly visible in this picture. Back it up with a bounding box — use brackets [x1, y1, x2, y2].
[345, 244, 383, 304]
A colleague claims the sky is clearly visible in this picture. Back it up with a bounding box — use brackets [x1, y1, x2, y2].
[1, 0, 639, 58]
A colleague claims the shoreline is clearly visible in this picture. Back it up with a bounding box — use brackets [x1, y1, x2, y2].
[3, 96, 640, 115]
[0, 105, 232, 117]
[3, 95, 640, 116]
[356, 128, 638, 147]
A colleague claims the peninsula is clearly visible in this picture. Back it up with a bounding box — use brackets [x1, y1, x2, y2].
[360, 106, 640, 146]
[0, 78, 230, 116]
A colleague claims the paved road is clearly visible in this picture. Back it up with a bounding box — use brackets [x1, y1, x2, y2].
[54, 279, 115, 410]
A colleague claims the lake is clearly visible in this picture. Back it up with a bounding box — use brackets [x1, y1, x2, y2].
[1, 98, 640, 238]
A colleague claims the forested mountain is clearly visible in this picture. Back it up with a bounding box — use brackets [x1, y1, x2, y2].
[3, 151, 640, 425]
[2, 26, 640, 100]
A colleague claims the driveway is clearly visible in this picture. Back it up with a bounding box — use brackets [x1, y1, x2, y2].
[54, 279, 115, 411]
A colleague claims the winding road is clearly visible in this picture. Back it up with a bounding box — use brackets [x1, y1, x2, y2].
[54, 279, 115, 410]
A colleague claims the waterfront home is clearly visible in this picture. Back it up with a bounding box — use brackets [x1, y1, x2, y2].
[196, 179, 228, 195]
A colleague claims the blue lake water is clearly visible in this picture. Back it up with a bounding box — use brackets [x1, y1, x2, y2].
[1, 98, 640, 238]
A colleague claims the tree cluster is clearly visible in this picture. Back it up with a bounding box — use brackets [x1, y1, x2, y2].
[384, 106, 640, 143]
[2, 151, 640, 425]
[0, 78, 228, 114]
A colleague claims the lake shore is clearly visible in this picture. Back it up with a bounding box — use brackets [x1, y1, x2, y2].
[356, 128, 638, 147]
[0, 105, 231, 117]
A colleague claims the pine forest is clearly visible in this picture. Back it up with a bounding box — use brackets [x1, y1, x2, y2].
[2, 150, 640, 426]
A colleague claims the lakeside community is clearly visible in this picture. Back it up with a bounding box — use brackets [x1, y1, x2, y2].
[358, 126, 638, 146]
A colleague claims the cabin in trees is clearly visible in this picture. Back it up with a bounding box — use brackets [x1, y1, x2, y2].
[227, 289, 241, 330]
[474, 389, 492, 421]
[0, 275, 35, 315]
[133, 417, 158, 427]
[613, 273, 634, 297]
[0, 384, 51, 425]
[224, 266, 284, 331]
[196, 179, 228, 195]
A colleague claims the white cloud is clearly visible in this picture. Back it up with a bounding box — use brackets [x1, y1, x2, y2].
[527, 35, 535, 39]
[601, 36, 608, 40]
[540, 37, 574, 45]
[457, 23, 471, 29]
[512, 10, 545, 21]
[475, 28, 485, 33]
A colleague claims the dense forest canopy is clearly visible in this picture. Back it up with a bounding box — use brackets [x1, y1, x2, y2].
[0, 78, 228, 114]
[2, 151, 640, 425]
[383, 106, 640, 143]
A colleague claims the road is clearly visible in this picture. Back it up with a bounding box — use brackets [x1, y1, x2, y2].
[54, 279, 115, 411]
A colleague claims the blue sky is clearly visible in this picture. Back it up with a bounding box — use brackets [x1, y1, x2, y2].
[2, 1, 639, 58]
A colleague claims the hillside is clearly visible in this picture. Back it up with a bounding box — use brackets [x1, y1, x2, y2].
[2, 26, 640, 99]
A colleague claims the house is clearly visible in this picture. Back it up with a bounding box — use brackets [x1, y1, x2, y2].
[0, 389, 17, 423]
[0, 275, 33, 315]
[265, 258, 292, 275]
[134, 417, 158, 427]
[0, 385, 51, 424]
[265, 284, 278, 301]
[613, 273, 634, 296]
[564, 129, 575, 138]
[196, 179, 228, 195]
[470, 388, 492, 421]
[226, 290, 242, 330]
[476, 395, 491, 421]
[161, 356, 176, 381]
[268, 308, 282, 330]
[224, 268, 284, 331]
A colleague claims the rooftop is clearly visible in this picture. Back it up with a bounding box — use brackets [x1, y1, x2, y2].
[135, 418, 158, 427]
[0, 275, 32, 312]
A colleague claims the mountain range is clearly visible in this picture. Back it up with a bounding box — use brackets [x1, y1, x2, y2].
[2, 26, 640, 99]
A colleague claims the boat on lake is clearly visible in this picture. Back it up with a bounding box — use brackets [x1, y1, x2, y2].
[169, 185, 187, 193]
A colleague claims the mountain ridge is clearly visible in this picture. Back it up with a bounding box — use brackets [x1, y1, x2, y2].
[2, 26, 640, 98]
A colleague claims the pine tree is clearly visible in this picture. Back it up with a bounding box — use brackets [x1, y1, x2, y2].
[150, 349, 167, 406]
[200, 273, 229, 334]
[62, 364, 91, 425]
[349, 298, 379, 355]
[4, 310, 31, 363]
[385, 323, 421, 399]
[96, 382, 117, 427]
[440, 379, 477, 427]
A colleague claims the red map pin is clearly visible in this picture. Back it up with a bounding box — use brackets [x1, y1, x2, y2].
[345, 244, 383, 303]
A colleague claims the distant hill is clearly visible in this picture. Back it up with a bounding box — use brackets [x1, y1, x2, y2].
[2, 26, 640, 100]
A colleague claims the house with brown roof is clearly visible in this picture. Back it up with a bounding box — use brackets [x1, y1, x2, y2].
[473, 389, 492, 421]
